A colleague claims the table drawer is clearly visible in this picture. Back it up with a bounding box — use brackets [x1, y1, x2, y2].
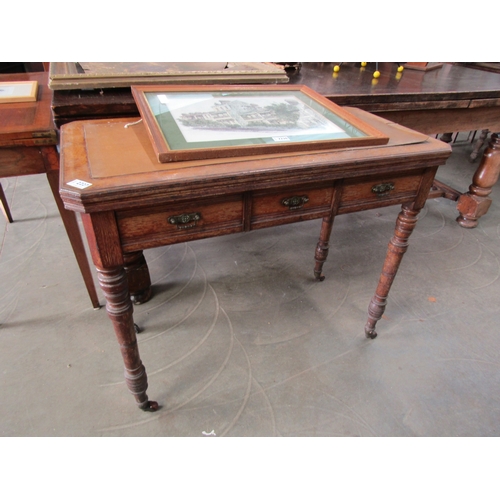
[117, 195, 244, 252]
[250, 184, 334, 229]
[338, 170, 424, 213]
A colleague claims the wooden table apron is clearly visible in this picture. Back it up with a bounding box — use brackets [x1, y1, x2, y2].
[59, 112, 451, 411]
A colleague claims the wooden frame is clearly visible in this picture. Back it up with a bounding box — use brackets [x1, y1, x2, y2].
[0, 81, 38, 104]
[48, 62, 289, 90]
[131, 84, 389, 163]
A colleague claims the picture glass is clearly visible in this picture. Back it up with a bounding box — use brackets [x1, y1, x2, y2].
[144, 90, 367, 151]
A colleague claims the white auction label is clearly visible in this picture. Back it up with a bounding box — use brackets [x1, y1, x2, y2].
[67, 179, 92, 189]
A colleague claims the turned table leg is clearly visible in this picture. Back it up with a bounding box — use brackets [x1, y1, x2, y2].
[82, 212, 158, 411]
[456, 133, 500, 228]
[314, 183, 341, 281]
[314, 214, 335, 281]
[365, 204, 420, 339]
[97, 265, 158, 411]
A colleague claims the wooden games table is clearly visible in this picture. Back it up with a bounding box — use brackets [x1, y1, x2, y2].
[59, 109, 450, 411]
[0, 72, 99, 309]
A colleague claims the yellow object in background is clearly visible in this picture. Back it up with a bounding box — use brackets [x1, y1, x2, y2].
[373, 70, 381, 78]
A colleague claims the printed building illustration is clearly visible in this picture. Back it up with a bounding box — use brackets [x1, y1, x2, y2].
[177, 99, 330, 131]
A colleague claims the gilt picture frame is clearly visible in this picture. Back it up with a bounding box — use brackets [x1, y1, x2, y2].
[131, 84, 389, 163]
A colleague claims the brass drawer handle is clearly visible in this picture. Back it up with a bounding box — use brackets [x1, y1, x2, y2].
[281, 195, 309, 210]
[168, 212, 201, 229]
[371, 182, 395, 196]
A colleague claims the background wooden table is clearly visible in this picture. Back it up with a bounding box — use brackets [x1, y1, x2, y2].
[289, 62, 500, 134]
[52, 62, 500, 134]
[288, 63, 500, 228]
[0, 72, 99, 308]
[51, 62, 500, 228]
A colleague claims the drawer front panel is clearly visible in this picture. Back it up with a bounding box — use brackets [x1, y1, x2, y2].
[117, 195, 244, 251]
[251, 184, 334, 229]
[339, 171, 423, 213]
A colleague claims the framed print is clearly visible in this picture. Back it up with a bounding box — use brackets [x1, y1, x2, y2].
[131, 84, 389, 163]
[0, 81, 38, 104]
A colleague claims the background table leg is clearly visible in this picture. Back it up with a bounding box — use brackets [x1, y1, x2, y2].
[470, 129, 489, 162]
[0, 182, 14, 223]
[45, 169, 100, 309]
[440, 132, 454, 143]
[123, 251, 152, 304]
[456, 133, 500, 228]
[365, 204, 420, 339]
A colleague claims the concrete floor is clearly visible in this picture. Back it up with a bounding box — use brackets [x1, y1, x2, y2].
[1, 137, 500, 437]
